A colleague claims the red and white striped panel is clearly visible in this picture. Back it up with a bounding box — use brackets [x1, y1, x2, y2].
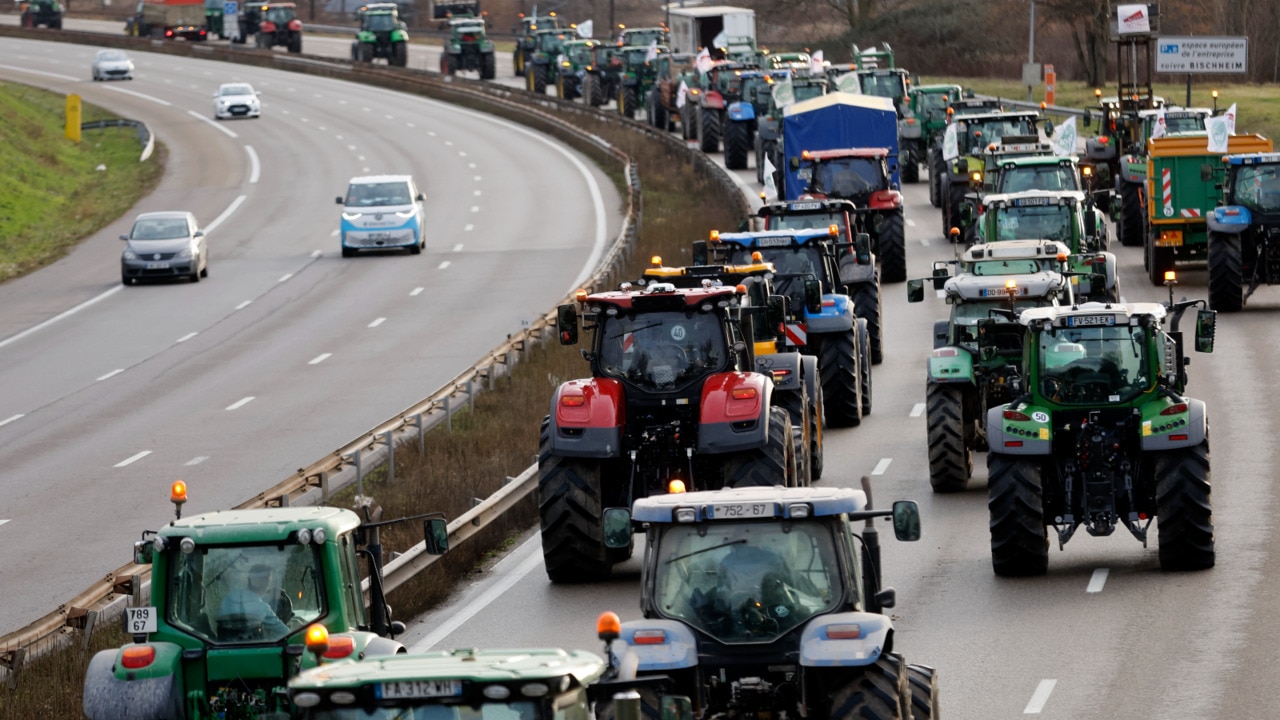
[1161, 167, 1174, 216]
[622, 332, 634, 353]
[784, 323, 807, 347]
[1180, 208, 1202, 218]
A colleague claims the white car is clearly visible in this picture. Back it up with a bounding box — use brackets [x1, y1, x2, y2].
[91, 49, 134, 81]
[337, 175, 425, 256]
[213, 82, 261, 120]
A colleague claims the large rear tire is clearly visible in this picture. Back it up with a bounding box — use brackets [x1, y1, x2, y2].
[802, 356, 825, 481]
[829, 654, 910, 720]
[724, 407, 792, 488]
[531, 65, 547, 94]
[943, 179, 966, 238]
[581, 74, 600, 107]
[480, 51, 496, 80]
[1117, 179, 1144, 247]
[1155, 441, 1214, 571]
[817, 329, 862, 428]
[926, 383, 970, 493]
[1207, 231, 1243, 312]
[849, 276, 883, 365]
[359, 42, 373, 63]
[618, 86, 637, 119]
[698, 106, 721, 153]
[878, 209, 907, 284]
[288, 32, 301, 53]
[929, 152, 942, 208]
[901, 154, 920, 184]
[682, 102, 698, 140]
[773, 387, 811, 488]
[987, 453, 1049, 576]
[538, 420, 613, 583]
[723, 120, 750, 170]
[906, 663, 939, 720]
[856, 318, 873, 417]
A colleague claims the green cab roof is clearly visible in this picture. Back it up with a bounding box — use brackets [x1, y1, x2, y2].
[158, 506, 360, 544]
[290, 648, 606, 691]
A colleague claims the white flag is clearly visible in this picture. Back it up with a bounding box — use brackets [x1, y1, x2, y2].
[1150, 108, 1167, 139]
[1206, 104, 1237, 154]
[695, 47, 713, 74]
[942, 122, 959, 160]
[645, 39, 658, 62]
[772, 78, 795, 108]
[763, 154, 778, 201]
[676, 79, 688, 108]
[576, 19, 593, 38]
[1225, 102, 1237, 134]
[711, 31, 727, 50]
[809, 49, 824, 75]
[834, 72, 861, 94]
[1051, 116, 1078, 157]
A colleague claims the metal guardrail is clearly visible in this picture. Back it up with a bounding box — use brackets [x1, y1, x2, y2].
[80, 117, 154, 161]
[974, 93, 1092, 121]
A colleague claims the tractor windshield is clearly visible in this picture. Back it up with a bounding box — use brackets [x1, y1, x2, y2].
[1232, 164, 1280, 213]
[963, 117, 1037, 153]
[804, 158, 887, 198]
[967, 259, 1042, 276]
[265, 6, 294, 23]
[793, 82, 827, 103]
[653, 520, 842, 644]
[1039, 323, 1151, 404]
[363, 13, 396, 32]
[993, 204, 1073, 243]
[1151, 112, 1207, 136]
[998, 165, 1080, 193]
[597, 309, 728, 392]
[538, 32, 565, 52]
[951, 299, 1041, 348]
[766, 211, 846, 234]
[304, 700, 543, 720]
[168, 542, 325, 644]
[916, 91, 952, 114]
[566, 44, 594, 64]
[858, 72, 906, 101]
[730, 245, 832, 307]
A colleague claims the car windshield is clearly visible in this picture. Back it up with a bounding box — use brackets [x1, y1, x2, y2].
[999, 165, 1079, 193]
[596, 310, 727, 392]
[1040, 323, 1151, 404]
[220, 84, 254, 96]
[993, 204, 1073, 242]
[304, 700, 542, 720]
[265, 6, 293, 22]
[364, 13, 396, 31]
[168, 542, 325, 645]
[859, 72, 905, 100]
[653, 520, 842, 644]
[806, 158, 886, 198]
[131, 218, 190, 240]
[346, 182, 413, 207]
[1233, 164, 1280, 213]
[96, 50, 127, 61]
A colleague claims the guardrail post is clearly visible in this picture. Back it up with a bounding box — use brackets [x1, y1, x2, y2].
[345, 451, 364, 496]
[319, 470, 331, 502]
[466, 379, 474, 412]
[410, 412, 425, 454]
[81, 610, 98, 651]
[444, 395, 452, 433]
[384, 430, 395, 484]
[132, 574, 142, 608]
[4, 648, 24, 690]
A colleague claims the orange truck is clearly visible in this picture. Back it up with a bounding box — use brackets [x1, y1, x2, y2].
[125, 0, 208, 40]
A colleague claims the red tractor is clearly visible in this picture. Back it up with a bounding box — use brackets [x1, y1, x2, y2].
[249, 2, 301, 53]
[542, 282, 801, 582]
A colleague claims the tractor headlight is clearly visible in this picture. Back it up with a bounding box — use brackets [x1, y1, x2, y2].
[297, 528, 312, 545]
[180, 537, 196, 554]
[312, 528, 326, 544]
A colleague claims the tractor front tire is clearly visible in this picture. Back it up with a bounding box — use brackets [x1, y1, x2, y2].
[878, 208, 907, 283]
[1155, 441, 1214, 571]
[1207, 231, 1244, 312]
[902, 154, 920, 183]
[829, 654, 910, 720]
[987, 453, 1049, 576]
[818, 328, 862, 428]
[538, 420, 613, 583]
[773, 387, 812, 488]
[906, 663, 939, 720]
[724, 407, 793, 488]
[723, 120, 750, 170]
[929, 153, 943, 208]
[698, 107, 721, 153]
[618, 86, 637, 119]
[926, 383, 971, 493]
[1117, 179, 1144, 247]
[392, 41, 408, 67]
[530, 66, 547, 94]
[359, 43, 373, 63]
[480, 51, 496, 80]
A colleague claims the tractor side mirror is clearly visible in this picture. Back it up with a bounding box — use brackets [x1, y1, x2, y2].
[931, 264, 950, 290]
[602, 507, 632, 549]
[1200, 163, 1214, 182]
[906, 278, 924, 303]
[423, 518, 449, 555]
[854, 232, 871, 264]
[557, 304, 579, 345]
[335, 196, 344, 204]
[1195, 309, 1216, 353]
[1083, 111, 1092, 128]
[803, 277, 822, 314]
[133, 539, 154, 565]
[892, 500, 921, 541]
[767, 294, 789, 328]
[691, 240, 708, 266]
[660, 695, 694, 720]
[1043, 119, 1055, 138]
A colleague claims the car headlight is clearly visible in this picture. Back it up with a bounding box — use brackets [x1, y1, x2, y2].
[342, 212, 363, 220]
[123, 250, 138, 260]
[394, 210, 416, 218]
[175, 247, 192, 260]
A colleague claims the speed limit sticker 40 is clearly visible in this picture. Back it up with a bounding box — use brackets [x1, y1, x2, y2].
[124, 607, 157, 634]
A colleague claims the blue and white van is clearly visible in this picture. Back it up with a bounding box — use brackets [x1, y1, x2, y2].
[336, 175, 425, 256]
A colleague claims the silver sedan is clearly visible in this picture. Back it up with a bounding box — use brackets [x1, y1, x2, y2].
[120, 211, 209, 285]
[91, 49, 134, 81]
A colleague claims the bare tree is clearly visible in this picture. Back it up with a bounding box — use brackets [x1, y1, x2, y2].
[1039, 0, 1109, 86]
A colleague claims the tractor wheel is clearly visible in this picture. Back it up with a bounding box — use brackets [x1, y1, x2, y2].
[773, 386, 811, 488]
[906, 663, 939, 720]
[512, 49, 522, 75]
[929, 153, 943, 208]
[901, 154, 920, 184]
[926, 383, 971, 493]
[480, 52, 496, 80]
[724, 407, 792, 488]
[1155, 441, 1214, 571]
[1207, 231, 1244, 312]
[849, 276, 883, 365]
[943, 179, 967, 238]
[392, 41, 408, 67]
[987, 453, 1049, 576]
[723, 120, 750, 170]
[359, 43, 373, 63]
[856, 317, 873, 417]
[802, 356, 825, 481]
[1117, 179, 1144, 247]
[755, 134, 765, 184]
[648, 90, 667, 129]
[698, 107, 721, 153]
[580, 74, 596, 106]
[878, 208, 907, 284]
[555, 73, 567, 98]
[618, 86, 637, 119]
[341, 246, 355, 258]
[288, 32, 301, 53]
[829, 654, 910, 720]
[682, 102, 698, 141]
[537, 419, 613, 583]
[818, 328, 862, 428]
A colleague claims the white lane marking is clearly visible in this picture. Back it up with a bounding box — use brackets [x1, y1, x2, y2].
[464, 224, 474, 232]
[0, 63, 78, 82]
[474, 190, 482, 196]
[871, 458, 892, 475]
[468, 162, 476, 169]
[235, 300, 252, 310]
[906, 218, 916, 227]
[96, 369, 124, 381]
[358, 155, 366, 161]
[279, 273, 293, 283]
[0, 414, 25, 428]
[385, 114, 393, 120]
[115, 450, 152, 467]
[474, 175, 481, 181]
[311, 250, 322, 258]
[458, 151, 467, 156]
[347, 144, 357, 150]
[470, 206, 479, 213]
[407, 122, 416, 128]
[0, 519, 9, 527]
[176, 332, 198, 343]
[104, 84, 172, 105]
[921, 238, 930, 246]
[204, 195, 247, 235]
[413, 538, 544, 651]
[444, 140, 453, 146]
[909, 403, 925, 417]
[452, 244, 463, 252]
[245, 145, 260, 183]
[331, 229, 339, 236]
[428, 130, 436, 137]
[362, 167, 370, 173]
[438, 261, 451, 270]
[410, 287, 424, 296]
[361, 107, 371, 113]
[187, 110, 237, 138]
[1024, 679, 1057, 714]
[0, 285, 122, 350]
[308, 353, 332, 365]
[368, 317, 386, 328]
[1086, 568, 1110, 593]
[225, 396, 255, 411]
[185, 456, 208, 466]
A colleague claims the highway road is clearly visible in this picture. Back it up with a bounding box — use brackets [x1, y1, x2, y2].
[7, 20, 1280, 719]
[0, 32, 621, 634]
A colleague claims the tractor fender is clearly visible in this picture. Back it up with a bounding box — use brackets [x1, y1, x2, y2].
[260, 20, 276, 32]
[931, 319, 949, 349]
[548, 378, 624, 458]
[83, 645, 183, 720]
[698, 371, 771, 454]
[287, 18, 301, 30]
[839, 255, 876, 285]
[610, 620, 698, 672]
[984, 405, 1052, 455]
[803, 294, 854, 334]
[898, 119, 922, 139]
[1085, 136, 1116, 162]
[1098, 251, 1119, 291]
[927, 348, 975, 384]
[1207, 205, 1251, 234]
[1141, 397, 1208, 451]
[798, 611, 892, 667]
[701, 90, 725, 110]
[754, 352, 802, 391]
[757, 116, 780, 141]
[868, 189, 902, 210]
[727, 101, 755, 121]
[800, 354, 821, 408]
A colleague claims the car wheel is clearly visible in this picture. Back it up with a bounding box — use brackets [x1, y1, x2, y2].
[121, 273, 132, 286]
[200, 261, 209, 278]
[342, 247, 355, 258]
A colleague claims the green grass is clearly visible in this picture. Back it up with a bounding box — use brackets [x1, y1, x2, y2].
[0, 81, 165, 284]
[925, 76, 1280, 141]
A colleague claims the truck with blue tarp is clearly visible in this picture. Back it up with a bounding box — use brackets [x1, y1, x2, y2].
[780, 92, 900, 198]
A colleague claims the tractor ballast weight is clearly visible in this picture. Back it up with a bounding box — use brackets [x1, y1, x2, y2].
[1205, 151, 1280, 311]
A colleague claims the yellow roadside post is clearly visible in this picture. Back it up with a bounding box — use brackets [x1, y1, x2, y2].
[65, 93, 81, 143]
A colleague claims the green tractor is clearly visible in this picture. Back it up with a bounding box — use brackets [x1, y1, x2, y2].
[982, 283, 1218, 575]
[352, 3, 409, 66]
[19, 0, 63, 28]
[579, 43, 622, 108]
[441, 14, 495, 79]
[615, 24, 669, 48]
[939, 110, 1046, 236]
[555, 39, 600, 100]
[524, 27, 569, 95]
[82, 484, 449, 719]
[512, 12, 561, 76]
[907, 239, 1074, 492]
[615, 43, 670, 120]
[927, 96, 1002, 208]
[903, 83, 961, 188]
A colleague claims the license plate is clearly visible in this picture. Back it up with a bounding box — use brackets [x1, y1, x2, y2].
[1066, 314, 1116, 327]
[709, 502, 773, 519]
[378, 680, 463, 699]
[367, 232, 394, 241]
[755, 236, 792, 247]
[123, 607, 157, 634]
[145, 262, 170, 269]
[789, 202, 822, 211]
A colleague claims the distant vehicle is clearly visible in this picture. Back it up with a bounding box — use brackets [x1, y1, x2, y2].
[336, 175, 425, 256]
[19, 0, 63, 28]
[120, 211, 208, 285]
[213, 82, 261, 119]
[124, 0, 208, 40]
[91, 49, 134, 81]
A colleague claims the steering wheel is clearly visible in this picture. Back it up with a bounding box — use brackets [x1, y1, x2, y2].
[652, 343, 691, 366]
